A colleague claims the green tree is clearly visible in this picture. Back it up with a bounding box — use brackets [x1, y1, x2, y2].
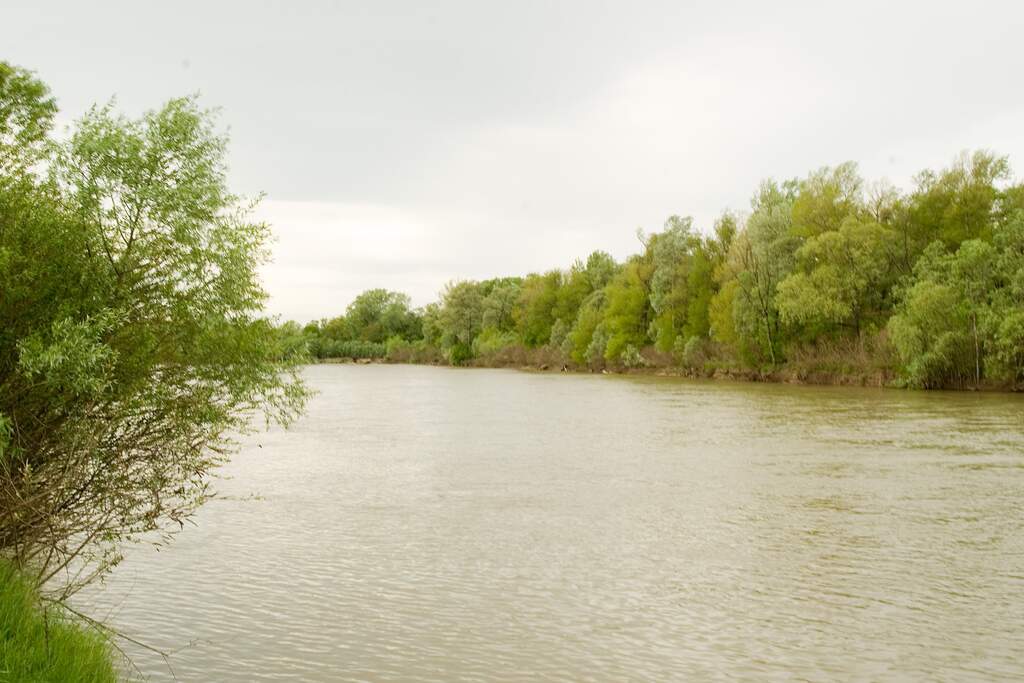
[515, 271, 561, 347]
[682, 241, 716, 340]
[567, 290, 607, 367]
[776, 217, 899, 336]
[709, 279, 740, 352]
[481, 278, 522, 332]
[603, 256, 653, 362]
[0, 75, 308, 593]
[887, 279, 971, 388]
[790, 162, 863, 238]
[420, 302, 444, 346]
[345, 289, 420, 343]
[906, 150, 1009, 249]
[719, 180, 798, 365]
[681, 213, 735, 344]
[987, 213, 1024, 382]
[0, 63, 57, 179]
[647, 215, 697, 352]
[553, 261, 592, 331]
[583, 250, 618, 290]
[438, 281, 485, 363]
[888, 240, 998, 387]
[551, 251, 618, 347]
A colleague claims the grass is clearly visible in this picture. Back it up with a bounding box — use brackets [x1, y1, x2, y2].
[0, 560, 118, 682]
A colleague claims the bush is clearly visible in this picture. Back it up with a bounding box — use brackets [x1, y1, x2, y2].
[471, 327, 518, 357]
[620, 344, 646, 369]
[385, 337, 444, 364]
[385, 335, 412, 360]
[446, 342, 474, 366]
[319, 339, 386, 359]
[585, 324, 610, 369]
[677, 335, 709, 369]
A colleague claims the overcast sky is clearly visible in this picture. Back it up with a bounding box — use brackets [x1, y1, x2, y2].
[7, 1, 1024, 321]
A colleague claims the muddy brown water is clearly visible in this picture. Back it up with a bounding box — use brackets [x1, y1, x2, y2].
[79, 364, 1024, 681]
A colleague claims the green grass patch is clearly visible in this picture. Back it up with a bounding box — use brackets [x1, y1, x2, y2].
[0, 561, 118, 682]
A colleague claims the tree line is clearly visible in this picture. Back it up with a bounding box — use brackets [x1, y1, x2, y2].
[288, 152, 1024, 389]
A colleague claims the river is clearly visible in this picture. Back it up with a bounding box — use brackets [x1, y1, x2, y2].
[80, 364, 1024, 681]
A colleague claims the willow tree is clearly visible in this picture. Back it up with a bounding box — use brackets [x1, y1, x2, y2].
[776, 217, 900, 336]
[0, 64, 308, 596]
[717, 180, 799, 365]
[646, 215, 697, 352]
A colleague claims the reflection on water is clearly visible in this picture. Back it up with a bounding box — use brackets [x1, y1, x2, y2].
[78, 365, 1024, 681]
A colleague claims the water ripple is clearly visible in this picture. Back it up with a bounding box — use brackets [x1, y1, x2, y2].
[76, 366, 1024, 681]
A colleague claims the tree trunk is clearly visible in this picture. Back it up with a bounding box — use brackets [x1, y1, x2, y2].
[763, 310, 776, 366]
[972, 313, 981, 387]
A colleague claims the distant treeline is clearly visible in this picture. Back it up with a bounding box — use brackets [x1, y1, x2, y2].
[280, 151, 1024, 389]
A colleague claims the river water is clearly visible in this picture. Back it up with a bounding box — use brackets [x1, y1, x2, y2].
[80, 364, 1024, 681]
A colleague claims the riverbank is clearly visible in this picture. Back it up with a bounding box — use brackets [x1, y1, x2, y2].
[316, 355, 1021, 391]
[0, 561, 118, 682]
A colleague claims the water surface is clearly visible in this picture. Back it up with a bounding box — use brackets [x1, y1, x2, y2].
[82, 365, 1024, 681]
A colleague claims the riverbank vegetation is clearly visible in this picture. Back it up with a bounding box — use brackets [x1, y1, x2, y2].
[1, 56, 308, 632]
[289, 153, 1024, 390]
[0, 560, 117, 681]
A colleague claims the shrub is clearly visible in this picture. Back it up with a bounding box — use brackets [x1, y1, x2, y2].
[471, 327, 518, 357]
[585, 324, 610, 368]
[446, 342, 474, 366]
[319, 339, 386, 359]
[620, 344, 646, 369]
[677, 335, 710, 369]
[385, 337, 444, 364]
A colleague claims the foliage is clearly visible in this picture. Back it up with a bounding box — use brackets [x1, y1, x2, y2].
[568, 291, 607, 367]
[888, 278, 971, 388]
[0, 63, 57, 178]
[0, 560, 118, 682]
[472, 327, 519, 357]
[515, 271, 561, 347]
[0, 63, 310, 595]
[322, 340, 386, 359]
[385, 336, 443, 364]
[344, 289, 421, 343]
[603, 258, 653, 362]
[906, 151, 1010, 248]
[298, 288, 422, 357]
[887, 211, 1024, 388]
[481, 278, 522, 332]
[439, 280, 485, 364]
[620, 344, 646, 369]
[585, 324, 611, 368]
[677, 335, 711, 369]
[790, 162, 863, 238]
[644, 216, 698, 351]
[720, 180, 798, 365]
[776, 217, 899, 335]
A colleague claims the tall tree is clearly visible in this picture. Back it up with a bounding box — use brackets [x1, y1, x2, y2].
[718, 181, 799, 365]
[906, 151, 1009, 249]
[776, 217, 899, 336]
[0, 74, 308, 593]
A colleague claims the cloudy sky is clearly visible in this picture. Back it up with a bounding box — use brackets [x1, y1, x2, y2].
[8, 1, 1024, 321]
